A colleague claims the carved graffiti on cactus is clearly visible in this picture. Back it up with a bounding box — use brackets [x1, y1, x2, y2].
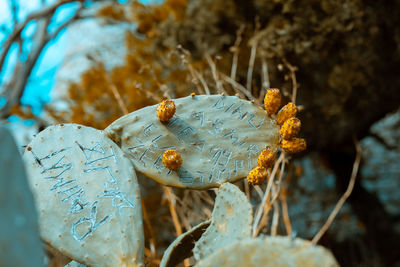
[105, 95, 281, 189]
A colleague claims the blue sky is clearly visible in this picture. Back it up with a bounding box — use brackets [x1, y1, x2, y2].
[0, 0, 153, 116]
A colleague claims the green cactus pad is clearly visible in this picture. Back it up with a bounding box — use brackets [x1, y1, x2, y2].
[105, 95, 280, 189]
[23, 124, 144, 267]
[193, 183, 252, 260]
[65, 261, 86, 267]
[160, 220, 211, 267]
[195, 236, 340, 267]
[0, 126, 44, 267]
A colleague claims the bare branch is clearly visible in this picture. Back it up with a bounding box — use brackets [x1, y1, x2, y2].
[282, 58, 299, 104]
[222, 74, 254, 100]
[311, 137, 362, 245]
[0, 0, 86, 119]
[229, 24, 245, 81]
[246, 43, 257, 92]
[0, 0, 82, 73]
[205, 53, 226, 94]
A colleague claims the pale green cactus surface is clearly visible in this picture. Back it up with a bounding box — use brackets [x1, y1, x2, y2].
[65, 261, 86, 267]
[193, 182, 253, 260]
[160, 220, 211, 267]
[195, 236, 340, 267]
[23, 124, 144, 267]
[105, 95, 280, 189]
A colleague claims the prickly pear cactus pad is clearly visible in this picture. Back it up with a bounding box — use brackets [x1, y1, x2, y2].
[160, 220, 211, 267]
[65, 261, 86, 267]
[0, 126, 44, 267]
[23, 124, 144, 267]
[105, 95, 280, 189]
[195, 236, 340, 267]
[193, 183, 252, 260]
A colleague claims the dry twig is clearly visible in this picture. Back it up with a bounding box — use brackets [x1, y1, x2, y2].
[311, 137, 362, 245]
[0, 0, 86, 119]
[252, 153, 284, 236]
[280, 186, 292, 236]
[230, 24, 245, 81]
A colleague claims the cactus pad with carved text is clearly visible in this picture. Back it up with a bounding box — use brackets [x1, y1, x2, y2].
[105, 95, 280, 189]
[23, 124, 144, 267]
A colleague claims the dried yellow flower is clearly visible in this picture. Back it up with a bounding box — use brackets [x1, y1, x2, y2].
[264, 88, 281, 115]
[247, 166, 268, 185]
[276, 102, 297, 125]
[257, 149, 276, 169]
[157, 99, 176, 122]
[280, 138, 307, 153]
[162, 149, 183, 170]
[280, 117, 301, 140]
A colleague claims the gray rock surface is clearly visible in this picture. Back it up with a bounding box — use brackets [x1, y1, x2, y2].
[0, 125, 45, 267]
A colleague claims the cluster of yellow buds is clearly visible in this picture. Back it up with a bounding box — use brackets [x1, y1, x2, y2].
[247, 88, 306, 186]
[247, 148, 276, 185]
[264, 88, 306, 154]
[247, 166, 269, 185]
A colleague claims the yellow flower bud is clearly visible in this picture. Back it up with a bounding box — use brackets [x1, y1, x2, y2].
[280, 117, 301, 140]
[280, 138, 306, 153]
[247, 166, 268, 185]
[276, 102, 297, 125]
[157, 100, 176, 122]
[257, 149, 276, 169]
[264, 89, 281, 115]
[162, 149, 183, 170]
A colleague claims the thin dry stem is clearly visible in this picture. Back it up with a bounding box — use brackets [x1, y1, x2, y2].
[174, 46, 206, 95]
[269, 155, 287, 206]
[163, 186, 183, 236]
[280, 187, 292, 236]
[246, 43, 257, 92]
[252, 153, 284, 236]
[254, 185, 264, 200]
[283, 58, 299, 104]
[230, 24, 245, 81]
[258, 56, 270, 103]
[109, 84, 129, 115]
[192, 68, 211, 95]
[222, 74, 255, 100]
[311, 138, 361, 245]
[205, 53, 226, 94]
[257, 193, 272, 235]
[270, 189, 280, 236]
[141, 199, 158, 260]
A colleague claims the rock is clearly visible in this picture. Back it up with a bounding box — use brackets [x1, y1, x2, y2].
[0, 125, 45, 267]
[288, 154, 363, 242]
[23, 124, 144, 267]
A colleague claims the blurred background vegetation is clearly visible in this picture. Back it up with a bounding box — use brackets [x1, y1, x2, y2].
[1, 0, 399, 266]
